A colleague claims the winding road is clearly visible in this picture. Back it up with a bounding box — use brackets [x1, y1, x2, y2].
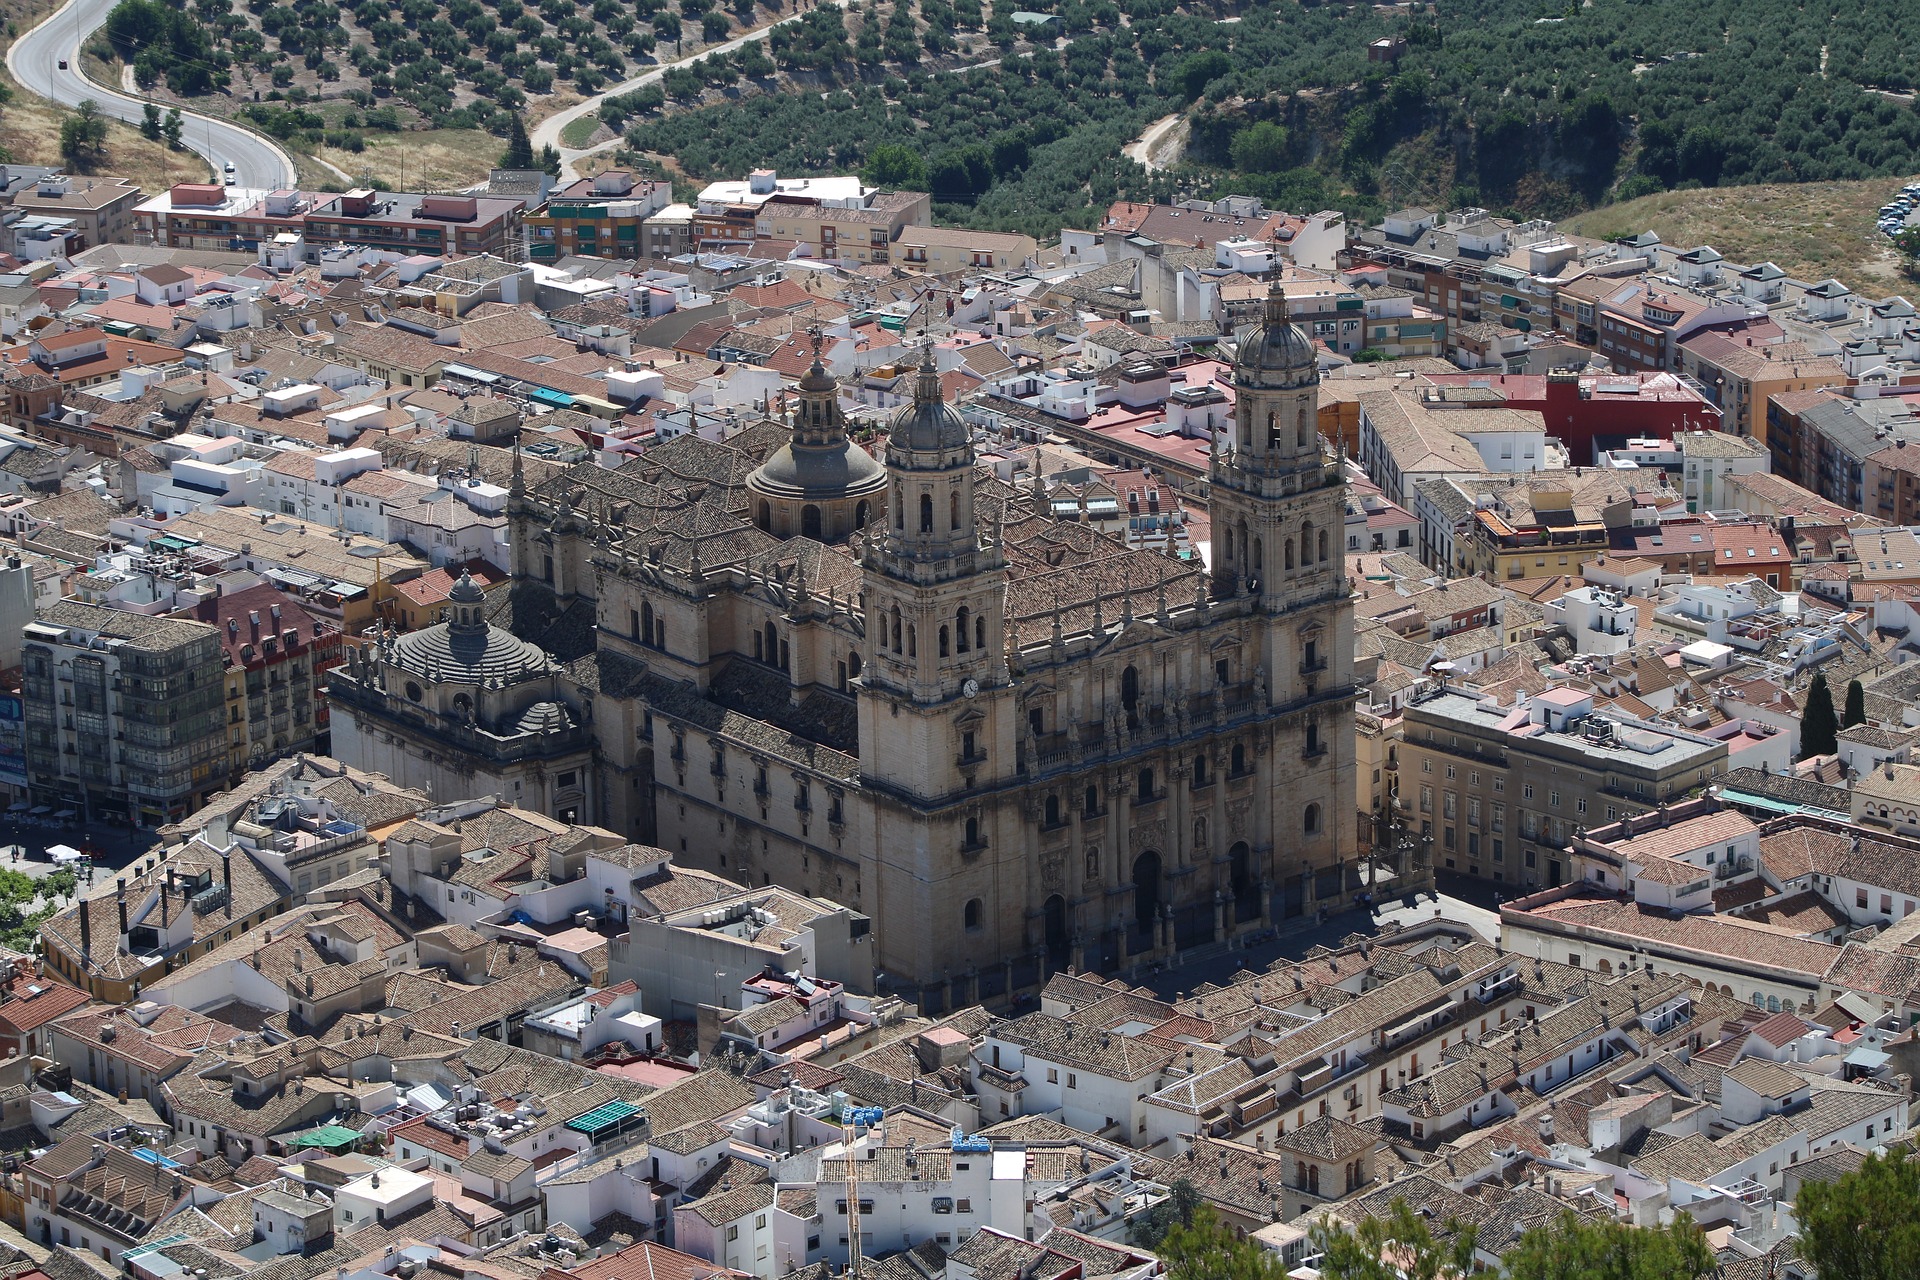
[531, 0, 850, 179]
[9, 0, 298, 190]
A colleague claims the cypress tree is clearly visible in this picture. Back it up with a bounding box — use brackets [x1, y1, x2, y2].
[1800, 671, 1839, 761]
[1845, 678, 1867, 728]
[501, 114, 535, 170]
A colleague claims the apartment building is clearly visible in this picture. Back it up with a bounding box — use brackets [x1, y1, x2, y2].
[1678, 333, 1847, 440]
[1770, 390, 1920, 511]
[525, 170, 674, 263]
[21, 600, 228, 827]
[180, 583, 342, 775]
[1864, 436, 1920, 524]
[1398, 685, 1727, 890]
[895, 225, 1038, 274]
[137, 185, 525, 258]
[9, 174, 144, 250]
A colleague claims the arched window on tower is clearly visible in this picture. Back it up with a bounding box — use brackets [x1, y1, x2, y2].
[1319, 528, 1329, 562]
[1297, 405, 1310, 449]
[855, 500, 870, 530]
[890, 608, 902, 653]
[1285, 538, 1295, 571]
[1240, 407, 1253, 449]
[920, 493, 934, 533]
[975, 613, 986, 651]
[907, 624, 917, 658]
[848, 651, 862, 681]
[950, 490, 961, 531]
[1301, 520, 1315, 564]
[964, 898, 982, 931]
[1267, 409, 1281, 451]
[956, 607, 971, 653]
[895, 486, 905, 529]
[1305, 803, 1321, 835]
[640, 601, 653, 642]
[939, 625, 951, 658]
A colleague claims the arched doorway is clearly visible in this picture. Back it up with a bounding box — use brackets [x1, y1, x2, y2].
[802, 504, 823, 540]
[1132, 850, 1161, 953]
[1043, 894, 1069, 967]
[1229, 840, 1260, 923]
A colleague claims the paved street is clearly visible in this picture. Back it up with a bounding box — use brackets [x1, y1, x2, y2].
[8, 0, 297, 189]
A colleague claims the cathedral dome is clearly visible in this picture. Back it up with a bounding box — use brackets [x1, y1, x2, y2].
[889, 349, 968, 453]
[388, 602, 549, 685]
[749, 434, 887, 499]
[1235, 280, 1319, 390]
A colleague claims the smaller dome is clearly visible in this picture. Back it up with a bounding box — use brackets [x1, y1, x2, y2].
[1235, 280, 1319, 389]
[797, 352, 837, 395]
[889, 350, 968, 453]
[448, 570, 484, 605]
[514, 700, 577, 734]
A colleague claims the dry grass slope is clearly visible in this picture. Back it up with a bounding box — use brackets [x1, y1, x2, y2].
[1563, 179, 1920, 296]
[311, 129, 503, 192]
[0, 87, 211, 192]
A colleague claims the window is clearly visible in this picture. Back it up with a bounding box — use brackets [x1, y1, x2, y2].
[1047, 1068, 1058, 1083]
[932, 1197, 954, 1214]
[964, 898, 982, 931]
[727, 1227, 739, 1242]
[1067, 1073, 1077, 1089]
[1304, 803, 1320, 835]
[956, 1200, 972, 1213]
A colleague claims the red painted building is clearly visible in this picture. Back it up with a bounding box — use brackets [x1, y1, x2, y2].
[1420, 369, 1723, 464]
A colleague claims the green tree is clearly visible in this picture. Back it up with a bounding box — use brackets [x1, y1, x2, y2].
[60, 100, 109, 171]
[1158, 1205, 1284, 1280]
[1801, 671, 1840, 760]
[1309, 1200, 1476, 1280]
[1126, 1176, 1201, 1249]
[540, 143, 562, 176]
[160, 104, 183, 149]
[701, 9, 728, 39]
[1176, 49, 1230, 101]
[1798, 1144, 1920, 1280]
[141, 101, 162, 140]
[501, 112, 535, 168]
[862, 141, 927, 189]
[1502, 1211, 1713, 1280]
[1845, 678, 1867, 728]
[1229, 120, 1289, 174]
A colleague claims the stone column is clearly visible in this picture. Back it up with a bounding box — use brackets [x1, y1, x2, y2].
[1259, 878, 1274, 926]
[1213, 890, 1227, 941]
[1169, 757, 1191, 871]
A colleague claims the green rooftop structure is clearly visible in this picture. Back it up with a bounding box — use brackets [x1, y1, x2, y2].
[287, 1124, 361, 1151]
[565, 1100, 647, 1141]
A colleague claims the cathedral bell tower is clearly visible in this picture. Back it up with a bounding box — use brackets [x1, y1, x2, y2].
[857, 347, 1014, 799]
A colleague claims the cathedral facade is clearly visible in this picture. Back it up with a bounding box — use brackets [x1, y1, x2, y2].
[343, 288, 1357, 1011]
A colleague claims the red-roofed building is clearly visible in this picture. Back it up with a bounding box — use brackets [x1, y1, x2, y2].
[1420, 370, 1721, 464]
[1706, 523, 1792, 587]
[0, 962, 92, 1058]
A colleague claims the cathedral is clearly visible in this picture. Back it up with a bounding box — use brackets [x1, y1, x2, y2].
[330, 283, 1357, 1012]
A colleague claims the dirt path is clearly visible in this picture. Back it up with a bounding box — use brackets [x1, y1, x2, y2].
[1123, 112, 1187, 172]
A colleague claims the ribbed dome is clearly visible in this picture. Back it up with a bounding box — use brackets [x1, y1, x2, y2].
[388, 616, 549, 684]
[890, 350, 969, 452]
[1235, 281, 1319, 389]
[749, 438, 887, 499]
[515, 700, 577, 733]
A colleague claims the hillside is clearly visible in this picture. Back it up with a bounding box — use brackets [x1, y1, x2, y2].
[1562, 178, 1917, 296]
